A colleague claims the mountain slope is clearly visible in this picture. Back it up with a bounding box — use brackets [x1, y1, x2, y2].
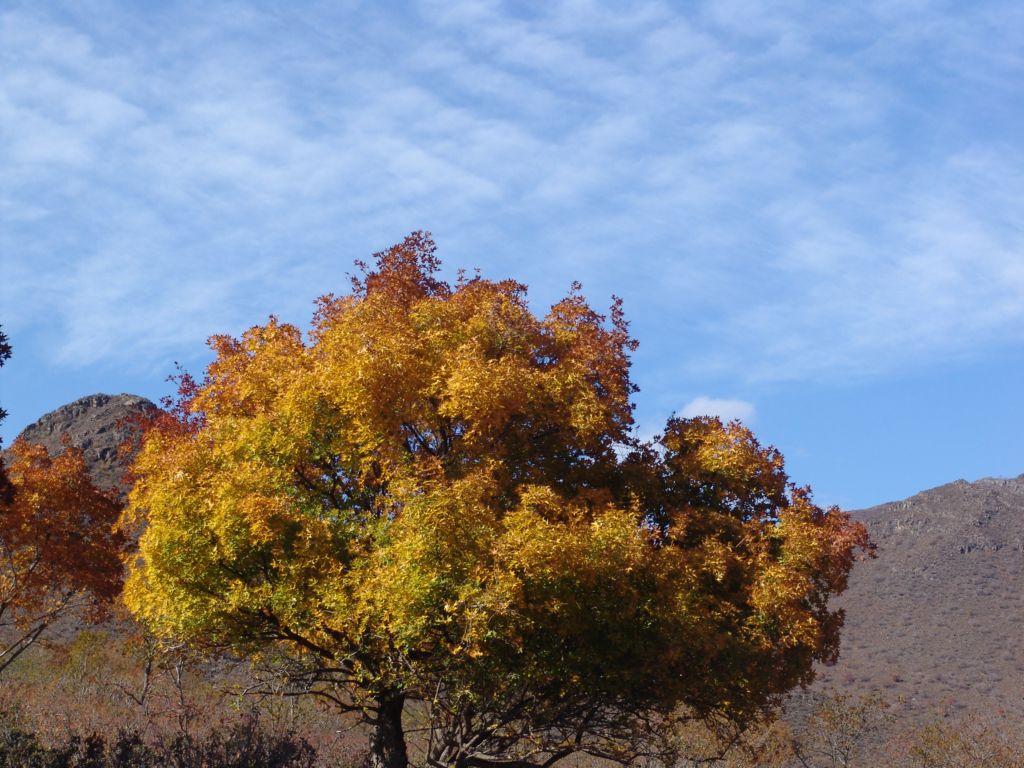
[815, 475, 1024, 716]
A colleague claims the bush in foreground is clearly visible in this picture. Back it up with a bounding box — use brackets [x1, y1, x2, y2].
[0, 711, 318, 768]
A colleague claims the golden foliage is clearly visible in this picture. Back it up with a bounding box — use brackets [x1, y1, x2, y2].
[123, 233, 871, 766]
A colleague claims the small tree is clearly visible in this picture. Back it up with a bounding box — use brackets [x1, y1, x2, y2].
[906, 714, 1024, 768]
[0, 324, 13, 504]
[124, 234, 871, 768]
[786, 692, 894, 768]
[0, 325, 11, 421]
[0, 439, 125, 674]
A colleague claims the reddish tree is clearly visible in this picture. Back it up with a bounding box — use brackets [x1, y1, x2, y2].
[0, 439, 125, 674]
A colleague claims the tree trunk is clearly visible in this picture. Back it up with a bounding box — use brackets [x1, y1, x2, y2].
[369, 692, 408, 768]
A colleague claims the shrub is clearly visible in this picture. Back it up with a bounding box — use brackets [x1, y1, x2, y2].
[0, 710, 319, 768]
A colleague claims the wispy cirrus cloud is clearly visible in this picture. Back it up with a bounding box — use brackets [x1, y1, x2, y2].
[1, 0, 1021, 395]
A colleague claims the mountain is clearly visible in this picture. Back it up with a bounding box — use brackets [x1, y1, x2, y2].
[7, 393, 160, 495]
[814, 475, 1024, 717]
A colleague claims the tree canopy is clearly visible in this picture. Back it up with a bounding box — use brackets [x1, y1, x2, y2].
[0, 325, 126, 677]
[124, 233, 871, 768]
[0, 439, 125, 674]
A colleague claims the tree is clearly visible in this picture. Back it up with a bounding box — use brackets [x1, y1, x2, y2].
[0, 439, 125, 674]
[0, 324, 12, 504]
[906, 714, 1024, 768]
[124, 233, 872, 768]
[0, 327, 10, 417]
[0, 323, 125, 672]
[786, 692, 894, 768]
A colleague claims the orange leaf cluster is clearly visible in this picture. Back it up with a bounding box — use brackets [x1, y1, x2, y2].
[0, 440, 125, 642]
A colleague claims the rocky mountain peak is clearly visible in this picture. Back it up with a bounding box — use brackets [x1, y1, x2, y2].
[8, 393, 160, 495]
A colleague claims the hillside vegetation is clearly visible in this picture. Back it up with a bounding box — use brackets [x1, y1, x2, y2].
[816, 475, 1024, 718]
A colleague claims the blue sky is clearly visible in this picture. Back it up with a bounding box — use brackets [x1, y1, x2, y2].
[1, 0, 1022, 509]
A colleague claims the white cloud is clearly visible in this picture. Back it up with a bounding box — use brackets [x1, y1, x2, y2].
[0, 0, 1021, 392]
[680, 397, 756, 423]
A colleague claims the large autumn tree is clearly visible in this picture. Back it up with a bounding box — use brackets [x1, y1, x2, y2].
[124, 233, 870, 768]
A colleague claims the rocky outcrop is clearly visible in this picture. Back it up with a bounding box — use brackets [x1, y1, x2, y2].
[7, 393, 160, 496]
